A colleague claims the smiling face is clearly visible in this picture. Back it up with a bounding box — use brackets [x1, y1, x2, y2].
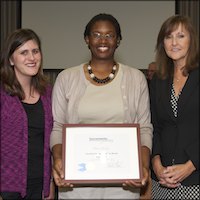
[163, 23, 190, 66]
[85, 20, 119, 61]
[9, 39, 41, 81]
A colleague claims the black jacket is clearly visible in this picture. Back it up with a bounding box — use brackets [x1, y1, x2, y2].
[150, 67, 199, 186]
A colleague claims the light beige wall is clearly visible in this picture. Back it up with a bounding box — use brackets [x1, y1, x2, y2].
[22, 1, 175, 69]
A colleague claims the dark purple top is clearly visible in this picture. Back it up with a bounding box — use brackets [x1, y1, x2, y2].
[0, 86, 53, 197]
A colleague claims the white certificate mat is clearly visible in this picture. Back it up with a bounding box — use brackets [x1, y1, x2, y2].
[62, 124, 142, 184]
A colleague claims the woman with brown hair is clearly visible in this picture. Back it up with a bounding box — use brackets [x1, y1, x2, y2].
[0, 29, 54, 199]
[150, 15, 199, 199]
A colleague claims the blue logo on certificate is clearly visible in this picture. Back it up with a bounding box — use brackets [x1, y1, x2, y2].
[78, 163, 86, 172]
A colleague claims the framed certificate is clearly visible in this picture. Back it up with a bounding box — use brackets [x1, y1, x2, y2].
[62, 124, 143, 184]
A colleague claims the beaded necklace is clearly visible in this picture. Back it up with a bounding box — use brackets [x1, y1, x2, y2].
[87, 63, 117, 84]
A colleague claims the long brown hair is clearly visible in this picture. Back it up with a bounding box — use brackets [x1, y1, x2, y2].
[155, 15, 199, 79]
[0, 28, 48, 100]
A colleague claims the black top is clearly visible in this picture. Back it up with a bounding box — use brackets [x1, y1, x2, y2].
[149, 68, 199, 185]
[22, 98, 44, 183]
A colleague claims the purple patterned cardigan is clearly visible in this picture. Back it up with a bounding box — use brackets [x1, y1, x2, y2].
[0, 86, 53, 198]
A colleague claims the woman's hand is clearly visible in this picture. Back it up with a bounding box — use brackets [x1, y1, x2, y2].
[152, 155, 167, 184]
[159, 160, 195, 188]
[52, 157, 64, 187]
[122, 166, 149, 189]
[152, 155, 178, 188]
[123, 146, 150, 189]
[52, 144, 74, 188]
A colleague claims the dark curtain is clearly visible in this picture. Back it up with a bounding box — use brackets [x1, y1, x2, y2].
[176, 0, 199, 39]
[0, 0, 21, 51]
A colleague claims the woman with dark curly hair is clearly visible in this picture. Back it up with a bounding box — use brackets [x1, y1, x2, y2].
[50, 13, 153, 199]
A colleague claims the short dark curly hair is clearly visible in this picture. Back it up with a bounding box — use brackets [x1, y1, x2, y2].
[84, 13, 122, 41]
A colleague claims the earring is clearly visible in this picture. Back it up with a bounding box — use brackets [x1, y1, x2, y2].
[87, 44, 90, 49]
